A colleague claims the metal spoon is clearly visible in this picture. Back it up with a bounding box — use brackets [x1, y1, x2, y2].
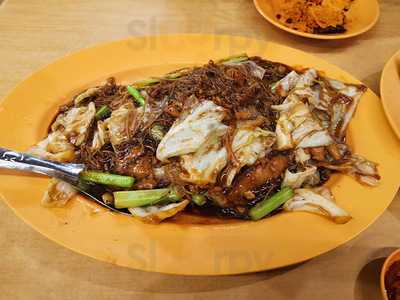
[0, 147, 130, 215]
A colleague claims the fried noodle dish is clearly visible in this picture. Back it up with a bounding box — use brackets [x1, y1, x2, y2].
[29, 54, 380, 223]
[272, 0, 354, 34]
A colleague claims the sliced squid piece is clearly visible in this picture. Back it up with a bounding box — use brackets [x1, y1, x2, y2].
[156, 100, 228, 161]
[51, 102, 96, 146]
[104, 102, 140, 147]
[318, 154, 380, 186]
[224, 124, 276, 186]
[282, 166, 317, 189]
[41, 178, 77, 207]
[28, 131, 75, 162]
[91, 120, 109, 150]
[284, 188, 351, 224]
[128, 200, 189, 223]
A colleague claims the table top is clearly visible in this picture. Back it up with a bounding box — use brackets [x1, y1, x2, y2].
[0, 0, 399, 299]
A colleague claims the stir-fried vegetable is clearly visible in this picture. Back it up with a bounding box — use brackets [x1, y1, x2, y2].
[132, 78, 161, 88]
[282, 166, 317, 189]
[51, 102, 96, 146]
[249, 187, 294, 220]
[74, 87, 100, 105]
[156, 100, 228, 162]
[102, 193, 114, 206]
[318, 154, 380, 186]
[80, 171, 135, 188]
[104, 102, 139, 147]
[150, 124, 165, 141]
[127, 85, 145, 106]
[28, 131, 75, 162]
[224, 121, 276, 186]
[41, 178, 77, 207]
[164, 68, 191, 80]
[31, 54, 378, 225]
[95, 105, 111, 120]
[91, 120, 108, 150]
[192, 194, 206, 206]
[284, 188, 351, 224]
[114, 188, 172, 209]
[165, 187, 182, 202]
[218, 53, 249, 64]
[128, 200, 189, 223]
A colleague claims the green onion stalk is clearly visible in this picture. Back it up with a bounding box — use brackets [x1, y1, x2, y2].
[192, 194, 206, 206]
[80, 171, 135, 188]
[113, 187, 182, 209]
[249, 187, 294, 221]
[127, 85, 145, 106]
[95, 105, 111, 120]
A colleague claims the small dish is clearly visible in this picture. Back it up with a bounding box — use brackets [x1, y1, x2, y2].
[253, 0, 380, 40]
[381, 49, 400, 140]
[381, 249, 400, 300]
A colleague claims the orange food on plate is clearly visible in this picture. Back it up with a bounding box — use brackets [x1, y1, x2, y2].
[271, 0, 354, 34]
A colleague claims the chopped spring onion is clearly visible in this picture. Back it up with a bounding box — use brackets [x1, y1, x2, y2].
[114, 188, 171, 209]
[249, 187, 294, 221]
[127, 85, 145, 106]
[132, 78, 161, 88]
[165, 187, 182, 202]
[192, 194, 206, 206]
[102, 192, 114, 206]
[150, 124, 165, 141]
[218, 53, 249, 64]
[95, 105, 111, 120]
[164, 68, 191, 80]
[80, 171, 135, 188]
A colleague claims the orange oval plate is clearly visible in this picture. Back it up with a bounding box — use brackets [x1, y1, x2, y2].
[253, 0, 380, 40]
[381, 49, 400, 139]
[0, 35, 399, 275]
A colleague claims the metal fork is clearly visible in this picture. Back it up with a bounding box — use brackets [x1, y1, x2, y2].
[0, 147, 130, 215]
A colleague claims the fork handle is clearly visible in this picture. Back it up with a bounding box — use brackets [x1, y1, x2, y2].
[0, 148, 84, 184]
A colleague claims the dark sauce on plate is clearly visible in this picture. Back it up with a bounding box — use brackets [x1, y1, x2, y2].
[385, 261, 400, 300]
